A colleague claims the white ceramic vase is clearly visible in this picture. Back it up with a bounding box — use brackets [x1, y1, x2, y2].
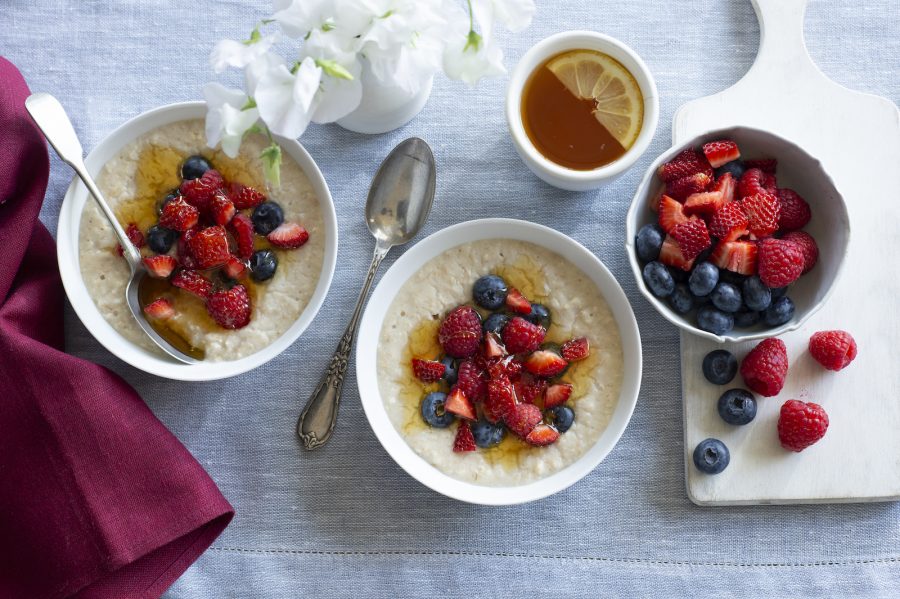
[336, 63, 433, 135]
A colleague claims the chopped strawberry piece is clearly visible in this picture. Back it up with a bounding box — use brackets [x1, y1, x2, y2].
[762, 173, 777, 193]
[207, 284, 251, 329]
[516, 375, 547, 404]
[659, 235, 695, 271]
[143, 298, 174, 320]
[708, 202, 749, 242]
[776, 188, 811, 231]
[710, 241, 758, 275]
[650, 193, 663, 212]
[452, 420, 477, 452]
[524, 350, 568, 378]
[702, 140, 741, 168]
[657, 149, 713, 182]
[501, 317, 545, 354]
[560, 337, 590, 362]
[525, 424, 560, 447]
[445, 386, 476, 420]
[208, 192, 236, 226]
[484, 375, 517, 423]
[223, 255, 247, 279]
[712, 172, 736, 204]
[171, 269, 213, 299]
[267, 222, 310, 249]
[670, 217, 711, 261]
[142, 255, 177, 279]
[483, 332, 507, 358]
[741, 191, 781, 238]
[412, 358, 446, 383]
[179, 169, 224, 210]
[505, 287, 532, 314]
[505, 403, 542, 438]
[738, 168, 767, 199]
[658, 195, 688, 233]
[544, 383, 573, 408]
[159, 197, 199, 232]
[683, 189, 725, 216]
[743, 158, 777, 174]
[456, 360, 487, 402]
[188, 226, 231, 269]
[228, 213, 255, 260]
[126, 222, 145, 248]
[176, 229, 197, 269]
[486, 355, 521, 380]
[228, 182, 267, 210]
[665, 172, 712, 202]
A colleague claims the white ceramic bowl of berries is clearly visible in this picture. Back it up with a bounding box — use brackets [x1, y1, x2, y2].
[56, 102, 338, 380]
[626, 126, 850, 343]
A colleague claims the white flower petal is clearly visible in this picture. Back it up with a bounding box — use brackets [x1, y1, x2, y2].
[255, 59, 322, 139]
[443, 33, 506, 86]
[202, 83, 259, 157]
[244, 52, 287, 96]
[311, 61, 363, 123]
[209, 33, 279, 73]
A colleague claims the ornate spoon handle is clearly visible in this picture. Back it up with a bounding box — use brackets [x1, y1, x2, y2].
[296, 243, 390, 450]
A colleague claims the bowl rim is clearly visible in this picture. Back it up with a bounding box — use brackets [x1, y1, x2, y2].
[56, 101, 339, 381]
[355, 218, 643, 505]
[505, 30, 660, 183]
[624, 125, 851, 343]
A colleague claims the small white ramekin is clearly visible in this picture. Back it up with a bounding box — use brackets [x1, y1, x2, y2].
[505, 31, 659, 191]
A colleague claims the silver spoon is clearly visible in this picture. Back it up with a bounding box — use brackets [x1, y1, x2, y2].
[25, 93, 201, 364]
[297, 137, 436, 450]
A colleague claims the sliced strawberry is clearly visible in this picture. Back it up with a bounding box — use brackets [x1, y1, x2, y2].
[659, 235, 695, 271]
[412, 358, 446, 383]
[452, 420, 477, 452]
[544, 383, 573, 408]
[207, 284, 251, 329]
[483, 332, 507, 358]
[228, 182, 267, 210]
[143, 298, 174, 320]
[505, 403, 542, 438]
[684, 190, 725, 216]
[223, 255, 247, 279]
[670, 217, 711, 261]
[741, 191, 781, 238]
[516, 375, 547, 404]
[657, 149, 713, 182]
[208, 192, 236, 226]
[710, 240, 758, 275]
[505, 287, 532, 314]
[743, 158, 777, 174]
[524, 350, 568, 378]
[560, 337, 590, 362]
[702, 140, 741, 168]
[484, 375, 517, 423]
[665, 172, 712, 202]
[159, 197, 199, 232]
[179, 169, 224, 210]
[658, 195, 688, 233]
[445, 386, 476, 420]
[650, 192, 663, 213]
[171, 269, 213, 299]
[268, 222, 310, 250]
[126, 222, 145, 248]
[712, 172, 736, 204]
[708, 201, 749, 242]
[525, 424, 560, 447]
[142, 255, 177, 279]
[188, 226, 231, 269]
[176, 229, 197, 269]
[228, 213, 255, 260]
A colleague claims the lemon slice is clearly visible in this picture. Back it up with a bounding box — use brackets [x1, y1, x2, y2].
[546, 51, 644, 149]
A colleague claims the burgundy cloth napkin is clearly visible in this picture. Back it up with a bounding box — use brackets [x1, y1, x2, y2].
[0, 58, 233, 598]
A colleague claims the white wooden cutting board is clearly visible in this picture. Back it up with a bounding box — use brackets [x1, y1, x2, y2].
[676, 0, 900, 505]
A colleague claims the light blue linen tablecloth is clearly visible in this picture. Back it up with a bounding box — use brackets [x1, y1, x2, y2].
[5, 1, 900, 596]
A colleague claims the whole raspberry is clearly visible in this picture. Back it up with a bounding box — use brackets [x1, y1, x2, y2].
[778, 399, 829, 452]
[776, 188, 811, 231]
[180, 169, 224, 210]
[484, 375, 516, 423]
[505, 402, 542, 438]
[757, 238, 804, 288]
[501, 316, 545, 354]
[188, 225, 231, 269]
[781, 231, 818, 273]
[206, 284, 251, 329]
[738, 167, 766, 199]
[740, 338, 788, 397]
[809, 330, 858, 371]
[456, 360, 486, 401]
[438, 306, 483, 358]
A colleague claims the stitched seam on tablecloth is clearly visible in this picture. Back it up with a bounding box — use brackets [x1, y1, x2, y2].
[208, 546, 900, 568]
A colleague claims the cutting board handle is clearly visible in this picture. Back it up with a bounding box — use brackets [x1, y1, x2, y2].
[749, 0, 819, 80]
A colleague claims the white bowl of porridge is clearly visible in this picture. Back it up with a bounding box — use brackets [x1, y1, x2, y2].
[356, 219, 642, 505]
[56, 102, 337, 381]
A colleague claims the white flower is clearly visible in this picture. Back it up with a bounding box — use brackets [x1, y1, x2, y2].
[209, 31, 280, 73]
[443, 30, 506, 86]
[244, 51, 287, 96]
[483, 0, 535, 33]
[202, 83, 260, 158]
[254, 57, 322, 139]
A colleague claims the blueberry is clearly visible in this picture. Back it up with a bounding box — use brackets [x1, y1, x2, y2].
[471, 419, 506, 448]
[668, 284, 694, 315]
[249, 249, 278, 282]
[714, 160, 746, 180]
[689, 262, 719, 297]
[635, 223, 665, 262]
[473, 275, 508, 310]
[181, 155, 212, 180]
[421, 392, 455, 428]
[742, 275, 772, 311]
[770, 286, 788, 299]
[697, 306, 734, 335]
[711, 282, 742, 313]
[717, 389, 757, 425]
[548, 405, 575, 433]
[156, 189, 180, 216]
[643, 261, 675, 298]
[702, 349, 738, 385]
[483, 313, 510, 335]
[525, 303, 551, 328]
[693, 438, 730, 474]
[733, 310, 761, 328]
[146, 225, 178, 254]
[763, 296, 795, 327]
[251, 202, 285, 235]
[441, 356, 458, 386]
